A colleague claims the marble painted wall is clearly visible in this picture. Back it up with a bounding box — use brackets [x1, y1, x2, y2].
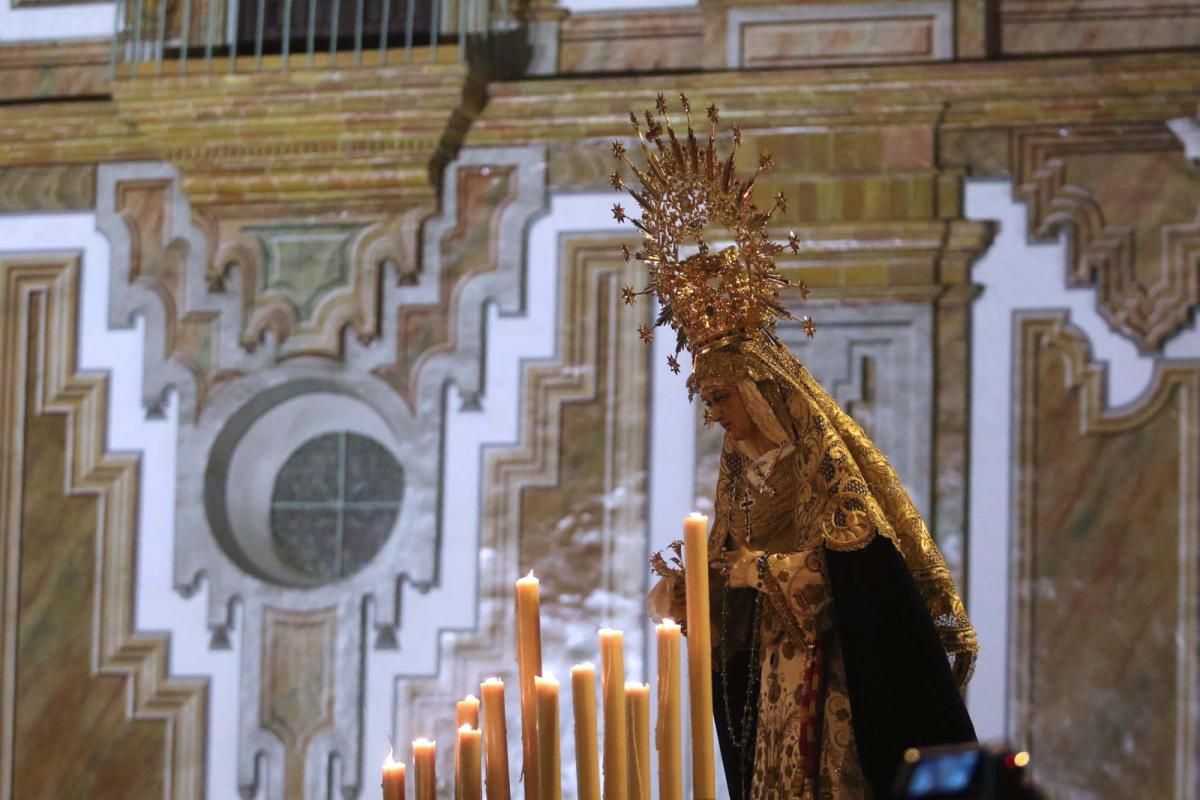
[2, 4, 1200, 799]
[966, 180, 1200, 799]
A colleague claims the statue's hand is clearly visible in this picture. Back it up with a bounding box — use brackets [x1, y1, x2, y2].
[724, 545, 764, 588]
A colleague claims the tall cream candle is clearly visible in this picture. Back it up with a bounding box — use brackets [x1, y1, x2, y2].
[456, 694, 482, 800]
[383, 750, 406, 800]
[459, 725, 484, 800]
[516, 573, 543, 800]
[456, 695, 481, 800]
[570, 663, 601, 800]
[655, 619, 683, 800]
[458, 694, 481, 730]
[684, 512, 717, 800]
[480, 677, 512, 800]
[624, 682, 651, 800]
[413, 739, 437, 800]
[535, 674, 562, 800]
[598, 629, 629, 800]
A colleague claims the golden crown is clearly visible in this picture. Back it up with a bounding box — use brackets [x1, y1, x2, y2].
[610, 93, 814, 374]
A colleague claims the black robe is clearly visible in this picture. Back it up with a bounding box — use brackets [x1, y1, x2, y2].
[826, 536, 977, 799]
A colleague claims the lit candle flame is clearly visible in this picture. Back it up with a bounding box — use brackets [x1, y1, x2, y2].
[383, 746, 403, 769]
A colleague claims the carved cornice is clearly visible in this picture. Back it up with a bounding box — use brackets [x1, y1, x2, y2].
[1013, 124, 1200, 351]
[0, 60, 485, 214]
[3, 52, 1197, 180]
[470, 51, 1200, 145]
[0, 257, 208, 800]
[0, 38, 110, 102]
[111, 64, 479, 212]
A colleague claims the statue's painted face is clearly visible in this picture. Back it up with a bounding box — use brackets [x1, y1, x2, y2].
[700, 383, 756, 443]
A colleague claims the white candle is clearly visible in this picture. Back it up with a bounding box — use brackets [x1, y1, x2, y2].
[624, 682, 650, 800]
[480, 677, 512, 800]
[516, 573, 543, 800]
[383, 749, 406, 800]
[458, 694, 481, 730]
[684, 513, 716, 800]
[535, 674, 562, 800]
[457, 694, 482, 800]
[599, 629, 629, 800]
[458, 724, 483, 800]
[570, 663, 601, 800]
[655, 619, 683, 800]
[413, 739, 437, 800]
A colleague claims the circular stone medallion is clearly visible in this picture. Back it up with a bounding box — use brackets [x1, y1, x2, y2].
[270, 432, 404, 582]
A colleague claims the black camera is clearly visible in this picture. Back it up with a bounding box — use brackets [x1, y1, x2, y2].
[891, 744, 1045, 800]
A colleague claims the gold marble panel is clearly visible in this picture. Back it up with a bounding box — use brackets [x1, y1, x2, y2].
[1001, 0, 1200, 55]
[0, 258, 207, 799]
[261, 606, 338, 800]
[738, 13, 938, 68]
[954, 0, 990, 58]
[1012, 313, 1199, 799]
[558, 10, 704, 74]
[0, 165, 96, 212]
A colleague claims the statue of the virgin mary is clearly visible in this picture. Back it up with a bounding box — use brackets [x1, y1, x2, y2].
[613, 95, 979, 800]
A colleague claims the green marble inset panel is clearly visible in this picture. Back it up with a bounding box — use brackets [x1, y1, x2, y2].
[248, 223, 366, 322]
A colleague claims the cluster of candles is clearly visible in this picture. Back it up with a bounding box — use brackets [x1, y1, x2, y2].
[382, 513, 718, 800]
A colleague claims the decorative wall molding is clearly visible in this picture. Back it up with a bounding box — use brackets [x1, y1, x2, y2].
[209, 207, 429, 362]
[260, 606, 339, 800]
[396, 236, 652, 794]
[725, 1, 954, 70]
[473, 52, 1200, 149]
[1013, 125, 1200, 352]
[1011, 312, 1199, 799]
[0, 164, 96, 211]
[109, 65, 483, 213]
[557, 9, 704, 73]
[0, 256, 208, 800]
[88, 145, 547, 800]
[1000, 0, 1200, 55]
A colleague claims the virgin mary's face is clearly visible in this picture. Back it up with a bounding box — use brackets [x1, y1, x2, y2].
[700, 383, 756, 442]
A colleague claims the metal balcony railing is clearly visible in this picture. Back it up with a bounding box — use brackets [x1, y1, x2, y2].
[111, 0, 513, 75]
